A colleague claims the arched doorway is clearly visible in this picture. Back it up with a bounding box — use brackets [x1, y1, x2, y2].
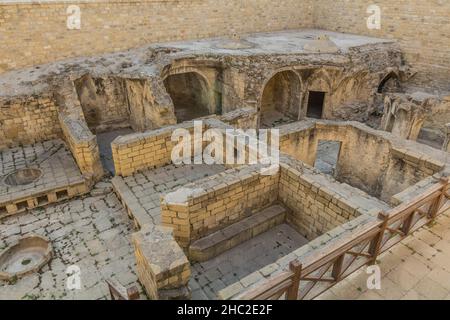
[164, 72, 212, 123]
[378, 72, 401, 94]
[260, 70, 301, 127]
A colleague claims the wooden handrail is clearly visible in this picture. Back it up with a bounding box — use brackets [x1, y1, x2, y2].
[242, 178, 449, 300]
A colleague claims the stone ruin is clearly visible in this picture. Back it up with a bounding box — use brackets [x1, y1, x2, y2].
[0, 28, 449, 300]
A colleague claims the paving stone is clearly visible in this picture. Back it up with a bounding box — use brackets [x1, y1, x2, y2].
[0, 184, 141, 300]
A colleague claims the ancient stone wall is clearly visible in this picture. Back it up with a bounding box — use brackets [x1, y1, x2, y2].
[279, 164, 364, 240]
[161, 164, 279, 248]
[0, 0, 313, 73]
[279, 121, 446, 203]
[74, 75, 130, 132]
[60, 117, 104, 181]
[132, 225, 190, 300]
[0, 95, 61, 149]
[312, 0, 450, 91]
[111, 121, 205, 176]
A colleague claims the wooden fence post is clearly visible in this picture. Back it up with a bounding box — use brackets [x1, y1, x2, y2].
[368, 211, 389, 265]
[286, 260, 302, 300]
[331, 254, 345, 281]
[429, 177, 448, 221]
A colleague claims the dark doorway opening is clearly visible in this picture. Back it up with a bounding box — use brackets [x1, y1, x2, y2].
[307, 91, 325, 119]
[377, 73, 401, 94]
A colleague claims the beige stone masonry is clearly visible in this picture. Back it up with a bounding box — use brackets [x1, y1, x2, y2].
[60, 117, 104, 182]
[0, 0, 314, 73]
[219, 107, 258, 130]
[132, 224, 191, 300]
[161, 164, 280, 248]
[111, 122, 206, 177]
[189, 204, 287, 262]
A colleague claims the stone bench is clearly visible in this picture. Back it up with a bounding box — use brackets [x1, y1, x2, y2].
[189, 205, 287, 262]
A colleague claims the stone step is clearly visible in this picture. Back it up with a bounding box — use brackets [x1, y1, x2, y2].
[189, 204, 287, 262]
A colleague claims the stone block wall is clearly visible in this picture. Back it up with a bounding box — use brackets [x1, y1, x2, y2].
[161, 165, 279, 247]
[132, 225, 191, 300]
[279, 121, 448, 203]
[60, 116, 104, 181]
[219, 107, 258, 130]
[0, 0, 314, 73]
[111, 122, 205, 176]
[381, 147, 445, 202]
[278, 161, 388, 240]
[0, 95, 61, 149]
[312, 0, 450, 91]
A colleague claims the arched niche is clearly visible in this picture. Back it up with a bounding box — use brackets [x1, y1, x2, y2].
[260, 70, 302, 127]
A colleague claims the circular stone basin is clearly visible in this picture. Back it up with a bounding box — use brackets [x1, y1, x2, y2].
[3, 168, 42, 186]
[0, 235, 52, 281]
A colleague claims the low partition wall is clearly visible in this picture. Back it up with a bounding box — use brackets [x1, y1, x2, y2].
[230, 178, 450, 300]
[219, 107, 258, 129]
[278, 159, 389, 240]
[160, 152, 390, 248]
[111, 122, 206, 177]
[60, 116, 103, 181]
[161, 164, 279, 248]
[278, 120, 447, 203]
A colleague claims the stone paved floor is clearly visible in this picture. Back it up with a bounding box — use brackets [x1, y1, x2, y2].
[190, 223, 309, 300]
[0, 139, 84, 205]
[120, 164, 227, 225]
[0, 181, 141, 300]
[316, 209, 450, 300]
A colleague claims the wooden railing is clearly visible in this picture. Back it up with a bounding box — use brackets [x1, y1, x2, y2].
[106, 279, 140, 300]
[241, 178, 450, 300]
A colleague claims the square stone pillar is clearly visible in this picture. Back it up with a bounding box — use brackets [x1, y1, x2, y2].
[132, 225, 191, 300]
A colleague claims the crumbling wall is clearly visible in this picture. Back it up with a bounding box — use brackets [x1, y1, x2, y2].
[422, 96, 450, 142]
[382, 93, 433, 141]
[75, 75, 176, 133]
[313, 0, 450, 91]
[74, 75, 130, 132]
[380, 148, 445, 201]
[124, 78, 177, 131]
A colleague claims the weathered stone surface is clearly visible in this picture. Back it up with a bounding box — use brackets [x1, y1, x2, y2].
[132, 225, 190, 300]
[189, 205, 287, 262]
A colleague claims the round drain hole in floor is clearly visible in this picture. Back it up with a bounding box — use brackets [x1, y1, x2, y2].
[3, 168, 42, 186]
[21, 259, 32, 266]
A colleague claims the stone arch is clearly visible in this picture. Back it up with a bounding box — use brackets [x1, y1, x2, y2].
[163, 70, 215, 123]
[259, 69, 302, 127]
[378, 71, 401, 94]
